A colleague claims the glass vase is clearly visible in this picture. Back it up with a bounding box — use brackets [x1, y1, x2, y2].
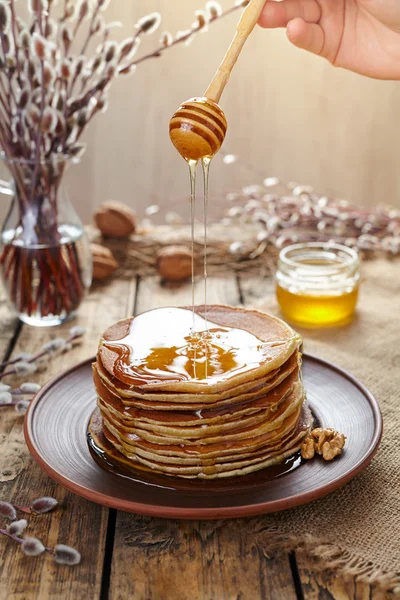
[0, 155, 92, 326]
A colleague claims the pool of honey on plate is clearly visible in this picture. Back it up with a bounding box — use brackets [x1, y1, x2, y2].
[87, 423, 304, 493]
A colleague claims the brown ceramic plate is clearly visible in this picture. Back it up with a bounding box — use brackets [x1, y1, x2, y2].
[24, 355, 382, 519]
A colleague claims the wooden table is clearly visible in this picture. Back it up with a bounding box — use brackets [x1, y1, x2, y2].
[0, 273, 385, 600]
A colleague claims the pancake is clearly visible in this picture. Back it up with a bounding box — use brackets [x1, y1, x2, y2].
[98, 305, 301, 394]
[93, 351, 301, 408]
[89, 402, 313, 479]
[90, 305, 310, 479]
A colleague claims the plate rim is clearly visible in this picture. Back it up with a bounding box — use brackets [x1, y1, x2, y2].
[24, 354, 383, 519]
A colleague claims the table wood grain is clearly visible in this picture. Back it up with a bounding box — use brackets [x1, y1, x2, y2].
[0, 276, 387, 599]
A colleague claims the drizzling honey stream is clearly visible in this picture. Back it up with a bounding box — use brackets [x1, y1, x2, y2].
[169, 97, 228, 331]
[168, 0, 267, 377]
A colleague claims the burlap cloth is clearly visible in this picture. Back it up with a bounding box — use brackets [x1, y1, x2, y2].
[250, 258, 399, 594]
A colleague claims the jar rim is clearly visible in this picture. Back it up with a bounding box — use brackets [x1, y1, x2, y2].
[278, 242, 359, 271]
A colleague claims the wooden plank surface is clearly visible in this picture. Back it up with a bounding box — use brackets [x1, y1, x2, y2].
[297, 560, 391, 600]
[109, 276, 299, 600]
[0, 278, 136, 600]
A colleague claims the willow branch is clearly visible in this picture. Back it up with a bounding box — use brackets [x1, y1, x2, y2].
[129, 5, 244, 69]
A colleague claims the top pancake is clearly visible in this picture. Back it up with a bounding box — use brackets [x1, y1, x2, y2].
[98, 305, 301, 394]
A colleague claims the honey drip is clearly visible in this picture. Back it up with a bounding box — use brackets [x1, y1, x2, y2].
[103, 307, 267, 385]
[202, 157, 211, 325]
[188, 159, 197, 329]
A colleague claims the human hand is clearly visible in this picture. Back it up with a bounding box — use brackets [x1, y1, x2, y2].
[259, 0, 400, 79]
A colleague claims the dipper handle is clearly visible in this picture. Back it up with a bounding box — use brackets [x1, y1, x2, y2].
[205, 0, 265, 104]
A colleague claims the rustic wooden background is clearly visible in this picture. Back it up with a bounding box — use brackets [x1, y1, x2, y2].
[2, 0, 400, 225]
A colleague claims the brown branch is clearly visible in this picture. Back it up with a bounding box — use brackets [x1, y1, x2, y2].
[80, 1, 101, 57]
[129, 5, 243, 69]
[29, 59, 45, 206]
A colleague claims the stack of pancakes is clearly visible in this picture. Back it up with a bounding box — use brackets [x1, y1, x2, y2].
[90, 305, 312, 479]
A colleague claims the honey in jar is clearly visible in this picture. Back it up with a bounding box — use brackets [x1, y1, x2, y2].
[275, 243, 360, 327]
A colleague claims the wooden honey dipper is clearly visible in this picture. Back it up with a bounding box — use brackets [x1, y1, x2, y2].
[169, 0, 266, 162]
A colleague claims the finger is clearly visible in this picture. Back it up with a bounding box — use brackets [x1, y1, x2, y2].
[286, 18, 325, 56]
[259, 0, 321, 29]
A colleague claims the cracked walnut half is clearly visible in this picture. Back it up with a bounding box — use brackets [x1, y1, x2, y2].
[301, 428, 346, 461]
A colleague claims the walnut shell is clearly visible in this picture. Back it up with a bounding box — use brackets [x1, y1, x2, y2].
[94, 201, 136, 238]
[91, 243, 119, 280]
[157, 246, 194, 281]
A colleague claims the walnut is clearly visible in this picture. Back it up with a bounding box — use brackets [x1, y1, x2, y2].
[301, 437, 315, 460]
[301, 428, 346, 462]
[91, 243, 119, 280]
[156, 245, 194, 281]
[94, 201, 136, 238]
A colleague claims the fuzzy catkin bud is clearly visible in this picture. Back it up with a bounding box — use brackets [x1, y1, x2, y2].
[6, 55, 16, 70]
[20, 382, 41, 394]
[18, 88, 30, 110]
[91, 14, 105, 35]
[78, 0, 90, 21]
[41, 338, 66, 353]
[32, 33, 48, 60]
[95, 94, 108, 111]
[20, 29, 31, 51]
[40, 107, 57, 132]
[68, 142, 86, 158]
[106, 62, 116, 79]
[0, 391, 12, 405]
[76, 108, 88, 129]
[54, 545, 81, 565]
[136, 12, 161, 35]
[27, 103, 40, 125]
[205, 1, 222, 19]
[31, 497, 58, 514]
[54, 112, 66, 136]
[2, 32, 12, 54]
[61, 25, 72, 53]
[70, 325, 86, 337]
[90, 55, 102, 72]
[28, 0, 49, 14]
[8, 519, 28, 536]
[0, 501, 17, 520]
[104, 41, 117, 62]
[43, 63, 56, 88]
[45, 18, 57, 38]
[55, 91, 65, 111]
[0, 1, 11, 32]
[64, 2, 76, 19]
[74, 56, 86, 77]
[14, 362, 37, 375]
[25, 59, 36, 81]
[193, 11, 207, 31]
[60, 59, 72, 80]
[118, 37, 140, 60]
[21, 537, 45, 556]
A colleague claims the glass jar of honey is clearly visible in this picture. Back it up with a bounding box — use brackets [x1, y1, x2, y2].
[276, 243, 360, 327]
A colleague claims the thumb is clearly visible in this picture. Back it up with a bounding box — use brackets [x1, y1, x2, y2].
[286, 18, 325, 56]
